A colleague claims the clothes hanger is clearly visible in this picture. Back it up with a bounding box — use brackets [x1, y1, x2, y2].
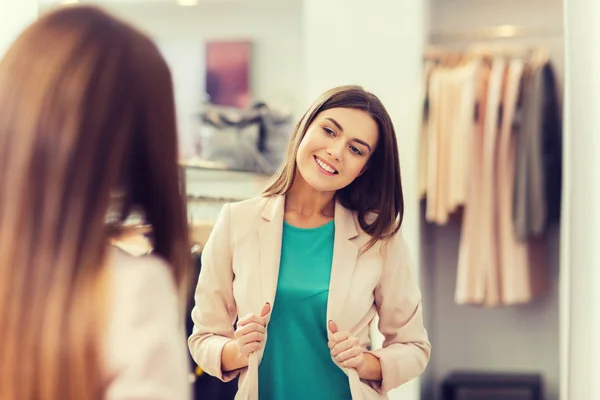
[528, 47, 550, 68]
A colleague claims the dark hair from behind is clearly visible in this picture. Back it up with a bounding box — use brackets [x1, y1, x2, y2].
[0, 5, 189, 400]
[264, 85, 404, 251]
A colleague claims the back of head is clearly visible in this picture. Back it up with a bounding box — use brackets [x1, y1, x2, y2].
[0, 6, 189, 399]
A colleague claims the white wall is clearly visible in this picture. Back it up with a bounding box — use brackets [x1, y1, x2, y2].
[562, 0, 600, 398]
[156, 40, 205, 158]
[423, 1, 564, 399]
[92, 0, 304, 159]
[430, 0, 565, 79]
[0, 0, 38, 58]
[104, 1, 305, 117]
[303, 0, 426, 281]
[431, 0, 563, 33]
[303, 1, 426, 399]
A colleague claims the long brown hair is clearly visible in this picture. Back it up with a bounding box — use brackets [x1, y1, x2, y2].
[264, 85, 404, 251]
[0, 5, 189, 399]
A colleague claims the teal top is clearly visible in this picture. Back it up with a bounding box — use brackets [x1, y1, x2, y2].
[258, 221, 351, 400]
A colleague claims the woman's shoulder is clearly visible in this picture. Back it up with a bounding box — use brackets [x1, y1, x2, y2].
[223, 194, 280, 222]
[107, 246, 175, 293]
[344, 208, 407, 253]
[227, 195, 272, 212]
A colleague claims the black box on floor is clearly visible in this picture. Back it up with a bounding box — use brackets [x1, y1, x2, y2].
[441, 372, 543, 400]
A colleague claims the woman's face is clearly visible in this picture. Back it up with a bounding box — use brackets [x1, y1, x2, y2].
[296, 107, 379, 193]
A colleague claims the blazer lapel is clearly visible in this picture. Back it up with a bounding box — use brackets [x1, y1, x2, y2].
[326, 201, 360, 330]
[258, 195, 285, 311]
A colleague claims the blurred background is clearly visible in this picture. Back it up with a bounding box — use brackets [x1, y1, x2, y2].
[2, 0, 598, 399]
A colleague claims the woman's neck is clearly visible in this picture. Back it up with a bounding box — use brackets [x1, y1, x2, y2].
[285, 176, 335, 223]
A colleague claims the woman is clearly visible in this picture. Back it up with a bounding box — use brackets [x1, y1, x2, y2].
[189, 85, 431, 399]
[0, 6, 191, 400]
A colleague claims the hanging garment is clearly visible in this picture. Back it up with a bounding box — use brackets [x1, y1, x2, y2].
[496, 59, 548, 305]
[419, 61, 435, 200]
[455, 61, 491, 305]
[513, 61, 562, 241]
[425, 67, 443, 223]
[422, 61, 479, 223]
[426, 67, 463, 224]
[434, 68, 455, 224]
[477, 57, 506, 307]
[422, 50, 559, 307]
[448, 61, 479, 211]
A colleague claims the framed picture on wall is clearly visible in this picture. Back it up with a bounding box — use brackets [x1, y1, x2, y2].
[205, 40, 252, 108]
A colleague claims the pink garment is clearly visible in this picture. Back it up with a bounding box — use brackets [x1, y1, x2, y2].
[425, 67, 442, 223]
[426, 67, 464, 224]
[479, 57, 506, 306]
[434, 68, 454, 224]
[422, 55, 550, 307]
[423, 61, 478, 224]
[419, 62, 435, 200]
[455, 61, 490, 305]
[448, 61, 478, 211]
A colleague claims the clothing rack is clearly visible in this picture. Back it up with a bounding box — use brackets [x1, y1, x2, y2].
[423, 46, 551, 66]
[428, 25, 564, 45]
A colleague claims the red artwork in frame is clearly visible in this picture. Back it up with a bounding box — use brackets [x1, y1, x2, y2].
[205, 40, 252, 108]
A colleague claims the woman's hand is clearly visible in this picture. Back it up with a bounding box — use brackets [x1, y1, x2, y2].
[235, 302, 271, 362]
[328, 320, 366, 370]
[222, 302, 271, 371]
[328, 320, 382, 382]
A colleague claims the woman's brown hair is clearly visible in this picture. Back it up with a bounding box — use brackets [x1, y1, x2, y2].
[264, 85, 404, 251]
[0, 5, 189, 399]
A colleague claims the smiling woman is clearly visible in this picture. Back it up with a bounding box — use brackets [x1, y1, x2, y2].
[296, 107, 379, 194]
[188, 85, 430, 400]
[265, 85, 404, 250]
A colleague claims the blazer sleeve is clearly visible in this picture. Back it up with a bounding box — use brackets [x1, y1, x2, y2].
[187, 203, 240, 382]
[368, 231, 431, 393]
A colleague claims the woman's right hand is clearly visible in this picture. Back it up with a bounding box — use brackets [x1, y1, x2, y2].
[234, 302, 271, 363]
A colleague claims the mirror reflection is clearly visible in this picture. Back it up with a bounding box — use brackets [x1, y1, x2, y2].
[0, 0, 567, 399]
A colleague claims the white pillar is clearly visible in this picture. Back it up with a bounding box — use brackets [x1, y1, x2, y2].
[0, 0, 39, 58]
[562, 0, 600, 398]
[302, 2, 426, 400]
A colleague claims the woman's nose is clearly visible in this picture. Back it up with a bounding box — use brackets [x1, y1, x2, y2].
[326, 142, 344, 160]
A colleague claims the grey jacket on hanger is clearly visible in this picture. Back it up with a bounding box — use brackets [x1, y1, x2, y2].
[513, 61, 562, 241]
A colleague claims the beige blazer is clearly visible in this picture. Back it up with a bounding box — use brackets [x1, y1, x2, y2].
[188, 195, 430, 399]
[104, 247, 192, 400]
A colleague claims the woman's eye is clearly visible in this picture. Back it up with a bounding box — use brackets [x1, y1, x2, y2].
[349, 145, 363, 156]
[323, 127, 335, 136]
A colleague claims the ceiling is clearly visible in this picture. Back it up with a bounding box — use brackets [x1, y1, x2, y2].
[39, 0, 241, 5]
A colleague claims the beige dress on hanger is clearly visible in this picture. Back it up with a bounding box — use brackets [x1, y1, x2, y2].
[435, 68, 455, 224]
[419, 62, 435, 200]
[427, 66, 465, 225]
[448, 61, 479, 211]
[479, 57, 506, 306]
[425, 67, 442, 223]
[455, 61, 490, 305]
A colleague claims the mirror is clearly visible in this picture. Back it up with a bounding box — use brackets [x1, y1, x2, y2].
[34, 1, 564, 400]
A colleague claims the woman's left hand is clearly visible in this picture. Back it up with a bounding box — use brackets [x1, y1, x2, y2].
[328, 320, 366, 371]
